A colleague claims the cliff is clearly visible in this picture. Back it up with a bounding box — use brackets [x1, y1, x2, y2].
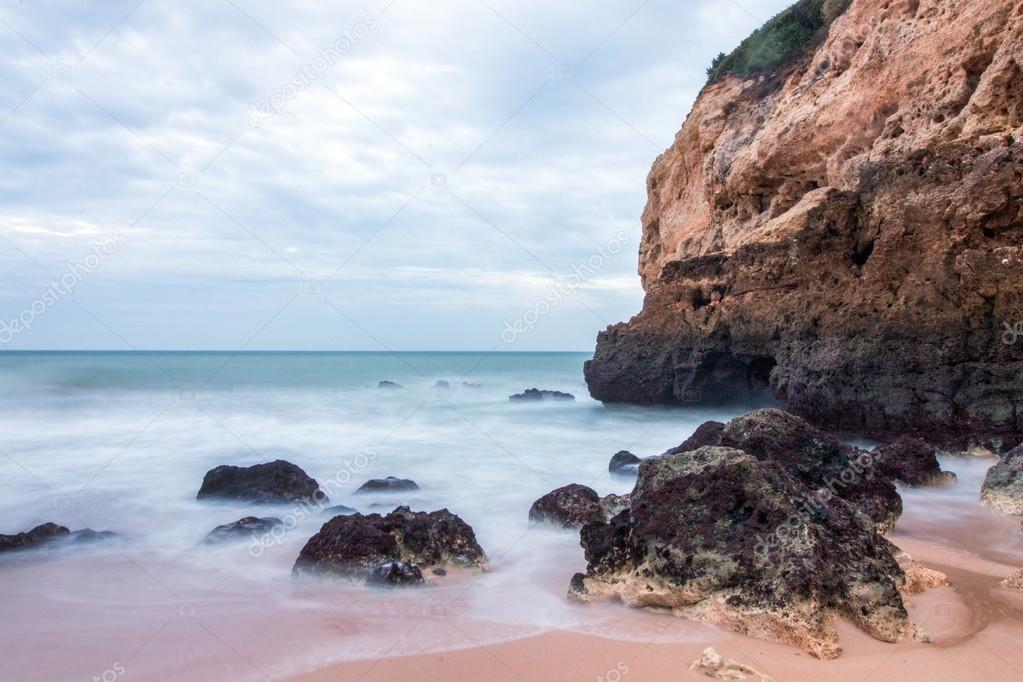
[585, 0, 1023, 447]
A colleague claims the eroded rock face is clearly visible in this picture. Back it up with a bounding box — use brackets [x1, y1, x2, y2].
[585, 0, 1023, 447]
[981, 445, 1023, 513]
[528, 484, 628, 528]
[873, 437, 955, 486]
[569, 446, 922, 659]
[292, 506, 486, 583]
[197, 460, 326, 504]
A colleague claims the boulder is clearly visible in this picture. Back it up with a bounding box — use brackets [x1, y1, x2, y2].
[0, 522, 69, 553]
[204, 517, 282, 544]
[981, 445, 1023, 514]
[528, 484, 627, 528]
[570, 446, 924, 659]
[608, 450, 642, 476]
[197, 460, 326, 505]
[873, 437, 955, 486]
[509, 388, 575, 401]
[292, 506, 486, 583]
[717, 409, 902, 531]
[355, 477, 419, 494]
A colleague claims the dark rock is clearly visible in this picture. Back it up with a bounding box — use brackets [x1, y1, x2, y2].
[197, 459, 326, 505]
[378, 380, 403, 389]
[431, 567, 447, 576]
[355, 477, 419, 494]
[609, 450, 642, 476]
[509, 388, 575, 401]
[204, 517, 282, 544]
[718, 409, 902, 532]
[292, 506, 486, 583]
[0, 523, 69, 553]
[433, 380, 450, 389]
[69, 529, 118, 544]
[873, 437, 955, 486]
[982, 444, 1023, 514]
[667, 420, 726, 454]
[570, 446, 923, 659]
[528, 484, 627, 528]
[323, 504, 358, 516]
[366, 561, 425, 587]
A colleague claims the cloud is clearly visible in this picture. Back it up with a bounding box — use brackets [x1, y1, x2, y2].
[0, 0, 790, 350]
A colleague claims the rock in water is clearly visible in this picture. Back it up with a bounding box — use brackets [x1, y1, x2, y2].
[366, 561, 425, 587]
[509, 388, 575, 401]
[981, 445, 1023, 514]
[0, 523, 70, 553]
[204, 517, 282, 544]
[528, 484, 627, 528]
[355, 476, 419, 494]
[569, 446, 923, 659]
[197, 460, 326, 504]
[873, 437, 955, 486]
[292, 506, 486, 583]
[584, 0, 1023, 447]
[608, 450, 642, 475]
[378, 380, 403, 389]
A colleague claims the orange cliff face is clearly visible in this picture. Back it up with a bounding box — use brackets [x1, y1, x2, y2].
[586, 0, 1023, 447]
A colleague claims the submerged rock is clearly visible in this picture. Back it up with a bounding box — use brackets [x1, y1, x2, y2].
[323, 504, 357, 516]
[608, 450, 642, 476]
[433, 380, 450, 389]
[873, 437, 955, 486]
[197, 460, 326, 505]
[293, 506, 486, 584]
[981, 446, 1023, 514]
[204, 517, 282, 544]
[355, 477, 419, 494]
[528, 484, 627, 528]
[509, 388, 575, 401]
[569, 446, 923, 659]
[378, 380, 403, 389]
[0, 523, 69, 553]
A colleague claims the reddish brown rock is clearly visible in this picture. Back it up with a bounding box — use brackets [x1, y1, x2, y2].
[873, 436, 955, 486]
[585, 0, 1023, 447]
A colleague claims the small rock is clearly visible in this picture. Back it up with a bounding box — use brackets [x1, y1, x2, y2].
[323, 504, 357, 516]
[197, 459, 326, 505]
[378, 380, 403, 389]
[431, 567, 447, 576]
[690, 647, 775, 681]
[69, 529, 118, 544]
[528, 484, 625, 528]
[509, 388, 575, 401]
[608, 450, 641, 476]
[204, 517, 282, 544]
[355, 477, 419, 494]
[366, 561, 425, 587]
[1002, 568, 1023, 591]
[873, 437, 955, 486]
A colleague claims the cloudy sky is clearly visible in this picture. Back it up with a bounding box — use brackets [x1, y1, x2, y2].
[0, 0, 791, 351]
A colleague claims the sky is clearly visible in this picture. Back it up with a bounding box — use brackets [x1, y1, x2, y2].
[0, 0, 792, 352]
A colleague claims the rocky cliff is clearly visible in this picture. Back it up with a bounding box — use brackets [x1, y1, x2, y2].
[585, 0, 1023, 447]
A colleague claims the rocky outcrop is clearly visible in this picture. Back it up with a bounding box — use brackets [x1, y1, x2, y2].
[569, 446, 925, 659]
[528, 484, 628, 528]
[873, 437, 955, 486]
[585, 0, 1023, 447]
[197, 460, 326, 504]
[292, 506, 486, 583]
[510, 388, 576, 401]
[981, 445, 1023, 513]
[609, 450, 642, 475]
[355, 476, 419, 494]
[204, 517, 281, 544]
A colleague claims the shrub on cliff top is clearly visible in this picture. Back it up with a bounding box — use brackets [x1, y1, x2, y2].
[706, 0, 850, 84]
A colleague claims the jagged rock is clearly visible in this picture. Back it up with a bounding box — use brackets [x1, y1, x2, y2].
[584, 0, 1023, 447]
[717, 409, 902, 531]
[873, 437, 956, 486]
[0, 523, 69, 553]
[569, 446, 924, 659]
[204, 517, 282, 544]
[197, 460, 326, 504]
[668, 421, 726, 454]
[366, 561, 425, 587]
[528, 484, 627, 528]
[323, 504, 357, 516]
[509, 388, 575, 401]
[355, 476, 419, 494]
[292, 506, 486, 583]
[690, 647, 775, 681]
[981, 445, 1023, 514]
[378, 380, 403, 389]
[609, 450, 642, 475]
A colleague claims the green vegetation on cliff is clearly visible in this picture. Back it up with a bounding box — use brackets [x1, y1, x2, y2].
[706, 0, 850, 83]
